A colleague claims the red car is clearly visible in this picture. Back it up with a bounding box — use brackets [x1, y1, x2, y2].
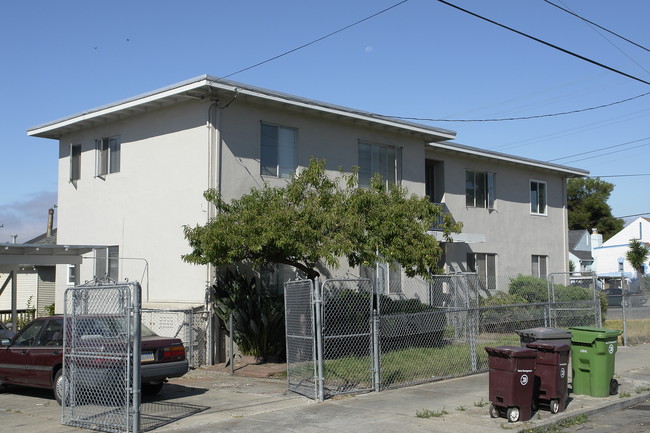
[0, 316, 188, 404]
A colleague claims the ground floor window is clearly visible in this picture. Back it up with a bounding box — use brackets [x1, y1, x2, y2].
[467, 252, 497, 291]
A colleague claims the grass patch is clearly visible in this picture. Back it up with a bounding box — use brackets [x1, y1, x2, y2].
[636, 385, 650, 394]
[603, 318, 650, 345]
[456, 405, 466, 411]
[318, 333, 519, 390]
[619, 391, 631, 398]
[474, 397, 489, 407]
[521, 414, 589, 432]
[416, 408, 448, 418]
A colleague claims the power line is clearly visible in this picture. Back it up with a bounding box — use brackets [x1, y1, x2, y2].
[590, 174, 650, 178]
[222, 1, 410, 79]
[435, 0, 650, 86]
[548, 136, 650, 162]
[542, 0, 650, 53]
[384, 91, 650, 122]
[560, 141, 650, 164]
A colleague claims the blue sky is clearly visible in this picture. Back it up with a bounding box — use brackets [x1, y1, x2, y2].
[1, 0, 649, 242]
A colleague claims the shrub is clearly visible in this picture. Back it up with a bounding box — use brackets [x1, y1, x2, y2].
[211, 268, 285, 362]
[508, 275, 548, 303]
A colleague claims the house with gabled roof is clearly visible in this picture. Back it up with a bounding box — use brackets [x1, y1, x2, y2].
[27, 75, 588, 312]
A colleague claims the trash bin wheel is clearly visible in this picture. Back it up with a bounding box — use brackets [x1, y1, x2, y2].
[549, 399, 560, 414]
[609, 379, 619, 396]
[507, 407, 520, 423]
[488, 403, 499, 418]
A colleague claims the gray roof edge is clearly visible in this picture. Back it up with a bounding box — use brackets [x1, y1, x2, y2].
[428, 141, 589, 177]
[28, 74, 457, 140]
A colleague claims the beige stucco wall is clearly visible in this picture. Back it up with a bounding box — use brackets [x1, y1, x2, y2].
[428, 148, 569, 279]
[52, 95, 571, 310]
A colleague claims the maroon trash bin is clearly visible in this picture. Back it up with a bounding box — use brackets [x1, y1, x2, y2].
[485, 346, 537, 422]
[526, 341, 570, 414]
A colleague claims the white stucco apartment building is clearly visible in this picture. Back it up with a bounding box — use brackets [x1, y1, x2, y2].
[27, 76, 588, 311]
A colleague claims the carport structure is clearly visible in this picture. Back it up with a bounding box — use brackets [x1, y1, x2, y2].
[0, 243, 97, 329]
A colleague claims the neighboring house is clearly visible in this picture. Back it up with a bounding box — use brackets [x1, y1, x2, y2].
[568, 229, 595, 273]
[0, 229, 57, 318]
[27, 75, 588, 311]
[592, 217, 650, 278]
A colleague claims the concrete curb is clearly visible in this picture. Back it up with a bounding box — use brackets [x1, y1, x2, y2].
[517, 391, 650, 432]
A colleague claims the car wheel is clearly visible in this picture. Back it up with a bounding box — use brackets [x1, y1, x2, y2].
[507, 406, 520, 422]
[142, 381, 164, 395]
[54, 369, 68, 405]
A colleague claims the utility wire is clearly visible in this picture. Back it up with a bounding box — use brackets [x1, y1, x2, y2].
[222, 0, 409, 79]
[436, 0, 650, 86]
[591, 174, 650, 178]
[542, 0, 650, 53]
[548, 136, 650, 162]
[547, 0, 650, 75]
[384, 91, 650, 122]
[560, 141, 650, 164]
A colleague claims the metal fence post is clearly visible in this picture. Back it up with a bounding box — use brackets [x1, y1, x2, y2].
[313, 278, 325, 402]
[132, 282, 142, 433]
[621, 273, 628, 346]
[229, 313, 234, 376]
[373, 310, 381, 391]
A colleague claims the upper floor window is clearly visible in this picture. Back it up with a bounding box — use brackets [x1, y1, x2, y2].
[70, 144, 81, 181]
[261, 122, 297, 178]
[95, 136, 121, 176]
[530, 180, 547, 215]
[358, 141, 401, 188]
[361, 262, 402, 294]
[465, 170, 495, 208]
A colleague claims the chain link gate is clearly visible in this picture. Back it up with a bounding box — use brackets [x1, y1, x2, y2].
[62, 281, 141, 433]
[548, 272, 601, 328]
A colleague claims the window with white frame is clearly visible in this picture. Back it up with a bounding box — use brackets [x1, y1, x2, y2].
[95, 136, 121, 176]
[465, 170, 495, 209]
[260, 122, 297, 178]
[361, 262, 402, 294]
[358, 141, 401, 188]
[70, 144, 81, 181]
[532, 255, 548, 278]
[260, 263, 304, 295]
[95, 246, 119, 281]
[67, 264, 78, 285]
[467, 252, 497, 290]
[530, 180, 547, 215]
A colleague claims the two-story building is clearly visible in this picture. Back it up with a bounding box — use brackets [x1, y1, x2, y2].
[27, 75, 588, 311]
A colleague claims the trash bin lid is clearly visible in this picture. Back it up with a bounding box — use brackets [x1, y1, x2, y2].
[526, 341, 570, 352]
[569, 326, 622, 344]
[516, 327, 572, 340]
[485, 345, 538, 358]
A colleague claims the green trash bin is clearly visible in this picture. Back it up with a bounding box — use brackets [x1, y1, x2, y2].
[569, 326, 622, 397]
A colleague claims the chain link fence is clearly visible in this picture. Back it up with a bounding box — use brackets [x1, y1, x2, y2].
[286, 273, 610, 400]
[62, 281, 141, 433]
[599, 275, 650, 346]
[141, 308, 211, 368]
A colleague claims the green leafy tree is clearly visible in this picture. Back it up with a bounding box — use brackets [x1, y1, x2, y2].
[567, 178, 624, 240]
[183, 158, 462, 280]
[626, 238, 649, 290]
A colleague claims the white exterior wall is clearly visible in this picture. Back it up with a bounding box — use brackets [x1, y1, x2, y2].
[593, 217, 650, 276]
[54, 100, 211, 312]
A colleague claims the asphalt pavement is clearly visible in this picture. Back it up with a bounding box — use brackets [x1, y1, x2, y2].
[1, 343, 649, 432]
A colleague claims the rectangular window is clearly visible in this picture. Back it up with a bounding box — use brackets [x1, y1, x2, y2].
[530, 180, 547, 214]
[260, 122, 297, 178]
[95, 246, 119, 281]
[467, 252, 497, 290]
[67, 264, 78, 285]
[260, 263, 303, 295]
[361, 262, 402, 294]
[70, 144, 81, 181]
[532, 255, 548, 278]
[465, 171, 495, 208]
[95, 136, 121, 176]
[358, 141, 401, 188]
